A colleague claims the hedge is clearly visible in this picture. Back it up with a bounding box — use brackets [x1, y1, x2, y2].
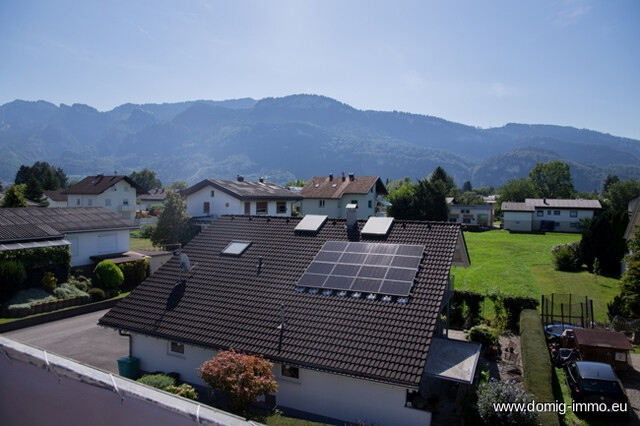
[118, 258, 149, 291]
[450, 290, 539, 329]
[0, 246, 71, 291]
[519, 309, 560, 426]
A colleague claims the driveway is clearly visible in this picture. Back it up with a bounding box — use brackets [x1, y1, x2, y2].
[2, 309, 128, 374]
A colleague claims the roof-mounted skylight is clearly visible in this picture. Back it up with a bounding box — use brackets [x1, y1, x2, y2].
[222, 240, 251, 256]
[361, 217, 394, 236]
[295, 215, 328, 232]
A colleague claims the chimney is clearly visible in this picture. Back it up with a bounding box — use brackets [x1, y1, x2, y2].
[237, 175, 244, 182]
[346, 203, 358, 229]
[329, 173, 333, 181]
[259, 177, 264, 183]
[543, 198, 548, 205]
[341, 171, 346, 182]
[348, 173, 355, 181]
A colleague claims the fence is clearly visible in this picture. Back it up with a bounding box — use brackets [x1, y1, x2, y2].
[540, 293, 594, 328]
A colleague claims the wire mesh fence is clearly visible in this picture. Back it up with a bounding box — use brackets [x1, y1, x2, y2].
[541, 293, 594, 329]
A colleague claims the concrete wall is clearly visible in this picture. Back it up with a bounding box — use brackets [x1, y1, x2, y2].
[65, 229, 131, 266]
[0, 337, 250, 426]
[132, 334, 430, 425]
[503, 211, 533, 232]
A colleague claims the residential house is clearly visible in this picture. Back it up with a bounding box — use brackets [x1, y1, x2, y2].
[446, 198, 494, 228]
[0, 207, 138, 267]
[99, 213, 473, 425]
[43, 189, 68, 207]
[180, 176, 302, 221]
[300, 173, 388, 219]
[138, 188, 171, 212]
[572, 328, 633, 371]
[502, 198, 602, 233]
[624, 196, 640, 241]
[61, 175, 148, 220]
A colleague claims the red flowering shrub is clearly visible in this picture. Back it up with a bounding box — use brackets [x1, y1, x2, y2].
[199, 349, 277, 413]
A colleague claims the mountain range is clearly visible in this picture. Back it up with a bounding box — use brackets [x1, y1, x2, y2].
[1, 94, 639, 192]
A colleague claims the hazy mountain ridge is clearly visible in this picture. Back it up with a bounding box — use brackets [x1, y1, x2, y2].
[1, 95, 639, 190]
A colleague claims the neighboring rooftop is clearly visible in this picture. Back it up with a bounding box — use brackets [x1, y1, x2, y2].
[181, 177, 302, 200]
[501, 202, 535, 212]
[100, 215, 469, 389]
[0, 207, 138, 243]
[300, 173, 387, 199]
[524, 198, 602, 209]
[44, 188, 68, 202]
[61, 175, 147, 196]
[138, 188, 172, 203]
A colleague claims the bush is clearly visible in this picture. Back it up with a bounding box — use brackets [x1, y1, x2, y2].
[88, 287, 106, 302]
[118, 258, 149, 291]
[165, 383, 199, 400]
[52, 283, 90, 300]
[93, 260, 124, 295]
[476, 379, 538, 425]
[551, 242, 581, 271]
[139, 224, 156, 239]
[6, 303, 32, 318]
[137, 374, 176, 389]
[41, 271, 57, 292]
[467, 324, 499, 347]
[503, 295, 539, 329]
[0, 260, 27, 302]
[68, 275, 91, 292]
[451, 290, 484, 327]
[6, 288, 56, 305]
[520, 309, 560, 426]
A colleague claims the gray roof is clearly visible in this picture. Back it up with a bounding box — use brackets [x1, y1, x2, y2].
[501, 202, 535, 212]
[181, 179, 302, 201]
[0, 207, 138, 243]
[524, 198, 602, 209]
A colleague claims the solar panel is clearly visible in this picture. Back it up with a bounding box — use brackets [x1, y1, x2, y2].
[296, 241, 424, 298]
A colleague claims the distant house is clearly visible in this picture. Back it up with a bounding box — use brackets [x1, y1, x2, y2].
[61, 175, 148, 220]
[446, 198, 494, 228]
[138, 188, 172, 212]
[0, 207, 138, 267]
[100, 214, 474, 425]
[624, 196, 640, 241]
[300, 173, 388, 219]
[573, 328, 633, 371]
[502, 198, 601, 233]
[180, 176, 302, 221]
[44, 189, 68, 207]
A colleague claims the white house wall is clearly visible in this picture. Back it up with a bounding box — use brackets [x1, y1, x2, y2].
[185, 187, 293, 217]
[302, 193, 377, 219]
[66, 180, 138, 220]
[531, 208, 594, 233]
[131, 334, 430, 425]
[66, 229, 131, 266]
[503, 211, 533, 232]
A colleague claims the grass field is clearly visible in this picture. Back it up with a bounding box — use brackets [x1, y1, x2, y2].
[451, 230, 621, 322]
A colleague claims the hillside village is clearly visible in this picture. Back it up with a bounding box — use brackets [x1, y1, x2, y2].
[1, 159, 640, 426]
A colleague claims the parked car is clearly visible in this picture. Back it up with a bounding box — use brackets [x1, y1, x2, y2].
[565, 361, 629, 409]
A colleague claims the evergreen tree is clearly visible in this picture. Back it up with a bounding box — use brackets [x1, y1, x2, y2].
[1, 185, 28, 208]
[25, 174, 47, 206]
[151, 191, 192, 247]
[15, 161, 67, 190]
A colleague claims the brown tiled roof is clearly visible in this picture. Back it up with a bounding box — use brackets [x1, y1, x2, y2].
[99, 215, 465, 388]
[139, 188, 172, 202]
[0, 207, 138, 243]
[61, 175, 148, 196]
[573, 328, 633, 351]
[300, 175, 387, 199]
[44, 189, 68, 202]
[181, 179, 302, 201]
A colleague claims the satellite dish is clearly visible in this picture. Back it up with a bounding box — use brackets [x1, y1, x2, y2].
[179, 253, 192, 273]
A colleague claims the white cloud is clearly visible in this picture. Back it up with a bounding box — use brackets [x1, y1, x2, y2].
[552, 0, 592, 26]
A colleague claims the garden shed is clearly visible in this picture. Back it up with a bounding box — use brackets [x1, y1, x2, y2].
[573, 328, 633, 371]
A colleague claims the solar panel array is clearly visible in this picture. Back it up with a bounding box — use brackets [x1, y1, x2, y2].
[297, 241, 424, 297]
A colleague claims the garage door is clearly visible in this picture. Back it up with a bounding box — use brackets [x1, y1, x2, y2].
[98, 234, 117, 254]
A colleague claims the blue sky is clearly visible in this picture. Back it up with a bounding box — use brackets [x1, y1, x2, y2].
[1, 0, 639, 139]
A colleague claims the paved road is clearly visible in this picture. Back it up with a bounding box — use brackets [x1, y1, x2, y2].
[2, 309, 128, 374]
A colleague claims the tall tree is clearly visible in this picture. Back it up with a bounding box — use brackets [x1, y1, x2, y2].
[415, 177, 449, 221]
[619, 227, 640, 317]
[604, 179, 640, 212]
[462, 180, 473, 192]
[129, 168, 162, 192]
[497, 178, 538, 202]
[428, 166, 456, 196]
[15, 161, 67, 190]
[151, 191, 191, 247]
[24, 174, 47, 206]
[602, 174, 620, 193]
[170, 180, 189, 191]
[528, 161, 575, 199]
[387, 181, 418, 220]
[1, 185, 28, 208]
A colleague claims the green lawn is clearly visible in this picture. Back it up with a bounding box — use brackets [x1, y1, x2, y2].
[129, 236, 156, 251]
[451, 230, 621, 322]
